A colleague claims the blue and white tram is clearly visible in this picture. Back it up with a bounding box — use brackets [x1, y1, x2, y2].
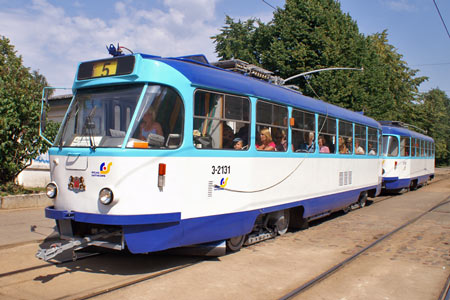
[381, 121, 435, 192]
[38, 51, 383, 260]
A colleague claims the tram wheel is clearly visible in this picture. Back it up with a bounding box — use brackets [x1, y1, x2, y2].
[358, 192, 368, 208]
[275, 209, 290, 235]
[226, 235, 246, 252]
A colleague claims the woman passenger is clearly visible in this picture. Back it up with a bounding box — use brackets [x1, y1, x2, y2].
[257, 128, 276, 151]
[318, 136, 330, 153]
[339, 137, 348, 154]
[139, 107, 163, 140]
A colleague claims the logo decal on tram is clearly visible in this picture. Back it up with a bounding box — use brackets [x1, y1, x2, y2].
[68, 176, 86, 192]
[91, 162, 112, 177]
[100, 162, 113, 174]
[218, 177, 228, 189]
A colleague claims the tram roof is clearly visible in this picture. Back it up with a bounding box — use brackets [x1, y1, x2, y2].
[381, 124, 434, 142]
[143, 54, 381, 129]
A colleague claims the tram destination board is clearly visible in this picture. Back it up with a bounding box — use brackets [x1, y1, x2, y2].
[77, 55, 135, 80]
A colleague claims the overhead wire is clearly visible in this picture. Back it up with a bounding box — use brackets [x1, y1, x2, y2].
[433, 0, 450, 39]
[261, 0, 277, 10]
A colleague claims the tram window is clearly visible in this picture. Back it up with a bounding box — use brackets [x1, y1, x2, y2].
[256, 100, 288, 152]
[338, 120, 353, 154]
[355, 124, 366, 155]
[411, 138, 416, 157]
[318, 115, 336, 154]
[414, 138, 419, 157]
[193, 90, 250, 150]
[292, 109, 316, 153]
[368, 127, 378, 155]
[382, 135, 399, 157]
[400, 136, 410, 157]
[128, 85, 184, 149]
[55, 84, 142, 148]
[378, 130, 382, 156]
[419, 140, 423, 157]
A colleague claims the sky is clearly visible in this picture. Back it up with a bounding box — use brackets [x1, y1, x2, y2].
[0, 0, 448, 95]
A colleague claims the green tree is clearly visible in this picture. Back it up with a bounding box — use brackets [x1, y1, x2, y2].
[412, 89, 450, 166]
[0, 36, 52, 184]
[212, 0, 426, 121]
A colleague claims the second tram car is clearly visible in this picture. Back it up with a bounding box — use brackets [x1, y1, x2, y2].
[381, 121, 435, 192]
[38, 51, 384, 260]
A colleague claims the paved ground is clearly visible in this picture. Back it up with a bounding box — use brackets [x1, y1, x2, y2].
[0, 208, 56, 248]
[0, 168, 448, 299]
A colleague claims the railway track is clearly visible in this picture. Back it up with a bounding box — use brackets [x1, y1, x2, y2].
[279, 196, 450, 300]
[0, 174, 447, 299]
[72, 259, 204, 300]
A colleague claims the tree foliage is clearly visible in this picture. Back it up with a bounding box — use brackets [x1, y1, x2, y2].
[212, 0, 449, 165]
[0, 36, 53, 184]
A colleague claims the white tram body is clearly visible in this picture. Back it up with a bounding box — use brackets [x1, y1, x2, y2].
[381, 122, 435, 192]
[40, 53, 383, 258]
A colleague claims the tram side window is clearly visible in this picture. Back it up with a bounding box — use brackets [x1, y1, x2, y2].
[400, 136, 410, 157]
[411, 138, 416, 157]
[255, 100, 288, 152]
[420, 140, 424, 157]
[378, 130, 382, 156]
[128, 85, 184, 149]
[368, 127, 378, 155]
[339, 120, 353, 154]
[292, 109, 316, 153]
[355, 124, 366, 155]
[193, 90, 250, 150]
[383, 135, 399, 157]
[318, 115, 336, 154]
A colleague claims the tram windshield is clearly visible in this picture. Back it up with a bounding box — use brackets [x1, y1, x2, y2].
[55, 84, 143, 148]
[55, 84, 184, 149]
[382, 135, 399, 157]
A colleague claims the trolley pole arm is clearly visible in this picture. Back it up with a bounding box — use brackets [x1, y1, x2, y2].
[282, 67, 364, 85]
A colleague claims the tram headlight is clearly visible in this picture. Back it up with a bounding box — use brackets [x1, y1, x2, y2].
[46, 182, 57, 199]
[99, 188, 114, 205]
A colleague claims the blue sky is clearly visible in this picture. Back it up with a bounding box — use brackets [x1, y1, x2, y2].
[0, 0, 448, 95]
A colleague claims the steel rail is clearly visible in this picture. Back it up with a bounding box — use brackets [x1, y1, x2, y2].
[73, 259, 204, 300]
[279, 196, 450, 300]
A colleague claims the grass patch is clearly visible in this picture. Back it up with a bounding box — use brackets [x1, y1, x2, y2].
[0, 182, 45, 197]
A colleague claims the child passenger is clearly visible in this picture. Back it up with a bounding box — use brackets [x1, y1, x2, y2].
[233, 138, 244, 150]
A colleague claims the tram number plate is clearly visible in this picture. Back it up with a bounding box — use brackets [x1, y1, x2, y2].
[92, 60, 118, 77]
[211, 165, 231, 175]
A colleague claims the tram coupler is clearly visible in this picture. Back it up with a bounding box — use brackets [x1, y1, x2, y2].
[36, 230, 121, 261]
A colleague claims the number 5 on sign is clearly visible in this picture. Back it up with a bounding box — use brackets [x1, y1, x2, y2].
[92, 60, 118, 77]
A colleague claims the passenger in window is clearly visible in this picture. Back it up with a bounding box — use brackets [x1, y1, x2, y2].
[275, 130, 287, 152]
[299, 131, 315, 153]
[233, 138, 244, 150]
[236, 124, 249, 147]
[355, 139, 365, 155]
[222, 124, 234, 149]
[257, 128, 276, 151]
[139, 107, 163, 140]
[368, 143, 376, 155]
[318, 136, 330, 153]
[339, 137, 349, 154]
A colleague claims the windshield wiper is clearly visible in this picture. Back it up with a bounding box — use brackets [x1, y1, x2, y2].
[82, 106, 97, 150]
